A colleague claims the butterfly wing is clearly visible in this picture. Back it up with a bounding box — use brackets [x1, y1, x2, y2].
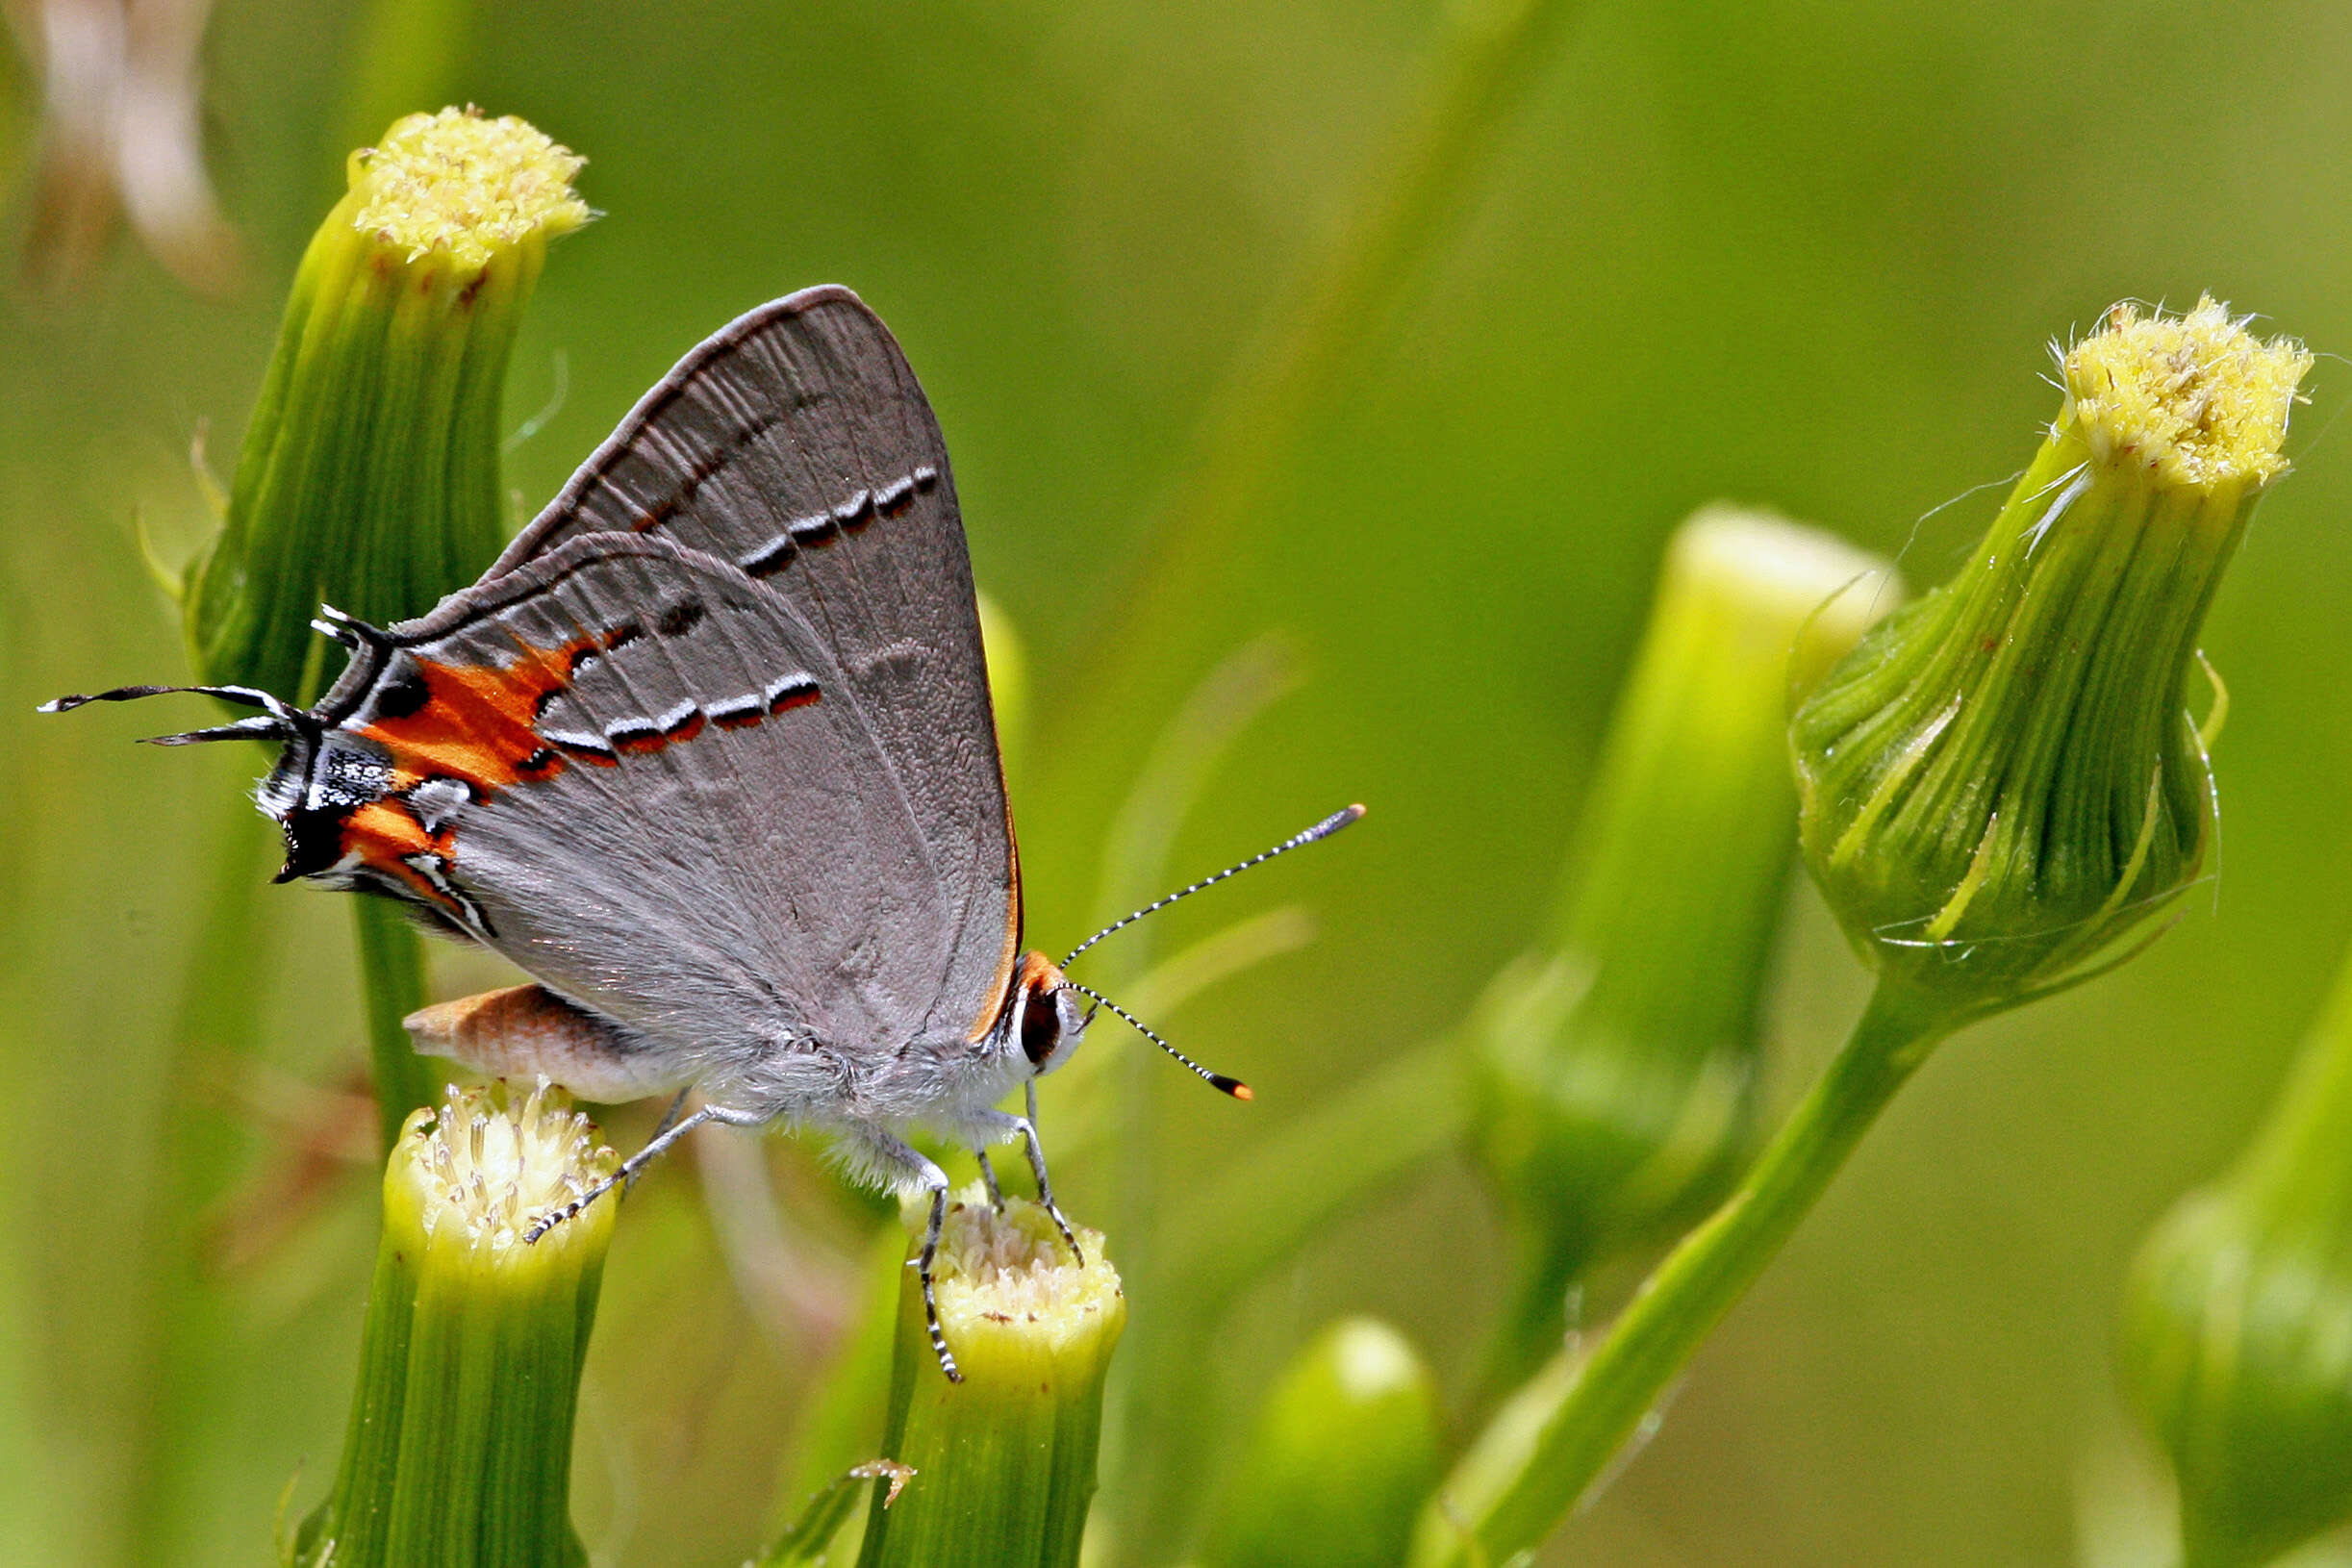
[316, 533, 997, 1062]
[493, 288, 1020, 1043]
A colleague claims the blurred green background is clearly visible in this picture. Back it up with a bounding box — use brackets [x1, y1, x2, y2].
[6, 0, 2352, 1563]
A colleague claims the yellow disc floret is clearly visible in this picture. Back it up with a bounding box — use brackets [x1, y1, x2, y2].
[930, 1190, 1124, 1358]
[391, 1079, 620, 1260]
[2062, 295, 2312, 492]
[349, 106, 590, 268]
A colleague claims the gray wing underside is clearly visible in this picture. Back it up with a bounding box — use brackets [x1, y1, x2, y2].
[388, 536, 960, 1058]
[492, 287, 1018, 1047]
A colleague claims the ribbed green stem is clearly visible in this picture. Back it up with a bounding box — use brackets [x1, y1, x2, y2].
[291, 1081, 615, 1568]
[1413, 979, 1950, 1567]
[856, 1197, 1125, 1568]
[184, 109, 587, 1143]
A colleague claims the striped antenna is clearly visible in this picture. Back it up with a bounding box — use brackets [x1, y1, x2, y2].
[1061, 802, 1365, 970]
[1061, 980, 1252, 1100]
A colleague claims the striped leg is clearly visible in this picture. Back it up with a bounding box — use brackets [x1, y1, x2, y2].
[974, 1107, 1082, 1266]
[523, 1100, 766, 1243]
[849, 1129, 962, 1382]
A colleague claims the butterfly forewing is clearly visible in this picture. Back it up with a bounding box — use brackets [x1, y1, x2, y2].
[493, 287, 1018, 1043]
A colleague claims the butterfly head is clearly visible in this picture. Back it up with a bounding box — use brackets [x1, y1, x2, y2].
[1012, 951, 1088, 1077]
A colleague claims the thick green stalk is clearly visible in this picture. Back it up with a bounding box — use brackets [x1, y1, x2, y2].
[183, 107, 587, 1147]
[1412, 980, 1950, 1566]
[856, 1196, 1125, 1568]
[1472, 509, 1891, 1391]
[290, 1080, 617, 1568]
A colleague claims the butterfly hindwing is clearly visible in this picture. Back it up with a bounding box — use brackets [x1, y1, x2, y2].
[492, 287, 1018, 1044]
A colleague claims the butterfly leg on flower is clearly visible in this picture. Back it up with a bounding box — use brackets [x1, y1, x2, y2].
[627, 1090, 694, 1192]
[522, 1100, 770, 1243]
[971, 1104, 1083, 1267]
[843, 1127, 965, 1380]
[974, 1150, 1006, 1210]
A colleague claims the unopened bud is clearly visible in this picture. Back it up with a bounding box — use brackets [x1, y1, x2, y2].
[1792, 297, 2309, 1019]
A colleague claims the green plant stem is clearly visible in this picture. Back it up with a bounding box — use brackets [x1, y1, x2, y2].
[1413, 979, 1952, 1566]
[353, 899, 436, 1151]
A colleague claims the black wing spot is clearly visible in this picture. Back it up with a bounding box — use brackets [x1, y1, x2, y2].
[657, 599, 706, 639]
[605, 719, 663, 753]
[709, 695, 766, 729]
[372, 666, 431, 721]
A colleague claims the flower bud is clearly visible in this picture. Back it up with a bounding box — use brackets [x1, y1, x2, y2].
[1792, 298, 2308, 1017]
[1472, 507, 1891, 1384]
[1203, 1316, 1443, 1568]
[291, 1080, 618, 1568]
[175, 106, 589, 1144]
[186, 106, 589, 698]
[856, 1194, 1125, 1568]
[2121, 954, 2352, 1568]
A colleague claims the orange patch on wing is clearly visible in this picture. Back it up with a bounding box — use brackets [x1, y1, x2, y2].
[362, 638, 590, 793]
[341, 635, 595, 914]
[341, 799, 460, 912]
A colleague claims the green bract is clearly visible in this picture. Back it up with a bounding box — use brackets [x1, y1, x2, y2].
[186, 106, 588, 699]
[1792, 297, 2309, 1018]
[289, 1081, 619, 1568]
[180, 105, 589, 1145]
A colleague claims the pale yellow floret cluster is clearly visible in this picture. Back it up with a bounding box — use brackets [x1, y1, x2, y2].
[392, 1079, 619, 1258]
[931, 1190, 1123, 1353]
[349, 106, 590, 268]
[2062, 295, 2313, 492]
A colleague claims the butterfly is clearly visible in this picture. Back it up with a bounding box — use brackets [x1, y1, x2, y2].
[46, 287, 1360, 1378]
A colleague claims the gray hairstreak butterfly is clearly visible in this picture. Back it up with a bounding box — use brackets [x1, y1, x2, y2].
[45, 287, 1361, 1378]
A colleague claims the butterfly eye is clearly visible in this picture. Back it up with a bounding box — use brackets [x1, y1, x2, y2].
[1020, 985, 1064, 1067]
